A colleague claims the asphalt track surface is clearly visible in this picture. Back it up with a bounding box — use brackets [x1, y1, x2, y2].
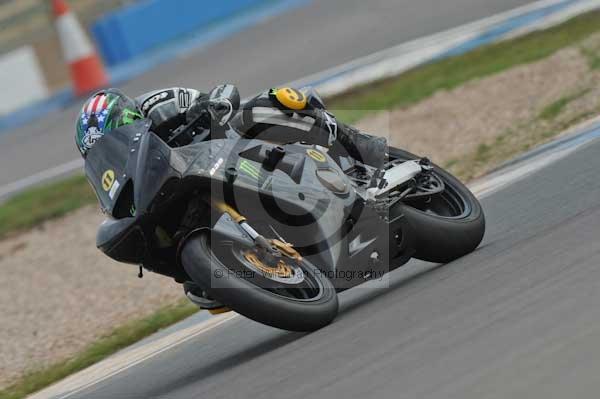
[61, 134, 600, 398]
[0, 0, 535, 188]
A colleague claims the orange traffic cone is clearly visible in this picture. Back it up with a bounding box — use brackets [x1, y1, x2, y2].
[52, 0, 108, 95]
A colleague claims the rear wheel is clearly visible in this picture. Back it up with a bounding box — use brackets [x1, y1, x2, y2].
[389, 147, 485, 263]
[181, 232, 338, 331]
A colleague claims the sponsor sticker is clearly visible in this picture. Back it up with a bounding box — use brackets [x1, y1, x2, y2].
[239, 160, 261, 180]
[209, 158, 224, 176]
[273, 87, 307, 110]
[108, 180, 120, 200]
[102, 170, 116, 191]
[307, 149, 326, 162]
[140, 91, 173, 113]
[179, 89, 191, 108]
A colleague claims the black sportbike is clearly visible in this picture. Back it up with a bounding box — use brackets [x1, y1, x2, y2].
[86, 98, 485, 332]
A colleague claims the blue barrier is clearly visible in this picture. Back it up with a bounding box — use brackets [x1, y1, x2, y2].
[92, 0, 265, 66]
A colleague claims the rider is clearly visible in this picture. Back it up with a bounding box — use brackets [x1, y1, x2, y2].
[75, 85, 387, 167]
[75, 85, 388, 311]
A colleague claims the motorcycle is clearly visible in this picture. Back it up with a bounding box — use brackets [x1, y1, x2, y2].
[86, 92, 485, 332]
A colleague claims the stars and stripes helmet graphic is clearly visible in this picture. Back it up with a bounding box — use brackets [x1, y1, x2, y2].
[75, 88, 143, 156]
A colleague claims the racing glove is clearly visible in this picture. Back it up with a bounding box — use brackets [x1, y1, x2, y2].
[187, 84, 240, 128]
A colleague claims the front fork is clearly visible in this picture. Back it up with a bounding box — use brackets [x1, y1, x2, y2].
[211, 201, 302, 261]
[180, 200, 295, 315]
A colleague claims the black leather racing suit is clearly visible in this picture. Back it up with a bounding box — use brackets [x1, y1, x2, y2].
[135, 85, 387, 167]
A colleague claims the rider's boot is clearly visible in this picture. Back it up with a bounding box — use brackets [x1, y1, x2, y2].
[336, 123, 388, 169]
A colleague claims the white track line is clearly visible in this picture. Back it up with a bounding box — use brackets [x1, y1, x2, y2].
[0, 159, 83, 200]
[28, 313, 238, 399]
[294, 0, 600, 96]
[470, 116, 600, 197]
[470, 148, 578, 198]
[504, 0, 600, 39]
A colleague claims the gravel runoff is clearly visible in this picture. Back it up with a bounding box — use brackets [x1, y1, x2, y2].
[355, 33, 600, 175]
[3, 33, 600, 390]
[0, 206, 182, 388]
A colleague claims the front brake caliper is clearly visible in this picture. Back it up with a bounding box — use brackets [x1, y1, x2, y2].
[270, 239, 303, 261]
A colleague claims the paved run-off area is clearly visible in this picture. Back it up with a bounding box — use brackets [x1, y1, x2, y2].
[0, 206, 182, 387]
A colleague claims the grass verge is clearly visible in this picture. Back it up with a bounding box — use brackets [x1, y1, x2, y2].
[581, 44, 600, 70]
[328, 10, 600, 124]
[0, 174, 95, 240]
[538, 89, 591, 121]
[445, 107, 598, 182]
[0, 299, 199, 399]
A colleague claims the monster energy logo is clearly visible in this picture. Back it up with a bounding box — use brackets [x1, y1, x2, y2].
[239, 160, 261, 180]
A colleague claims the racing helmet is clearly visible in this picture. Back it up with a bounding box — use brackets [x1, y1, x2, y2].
[75, 88, 143, 156]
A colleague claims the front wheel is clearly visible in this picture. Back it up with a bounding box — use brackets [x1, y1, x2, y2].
[181, 232, 338, 332]
[389, 147, 485, 263]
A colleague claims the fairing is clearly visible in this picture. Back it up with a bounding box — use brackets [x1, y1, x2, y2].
[86, 121, 403, 288]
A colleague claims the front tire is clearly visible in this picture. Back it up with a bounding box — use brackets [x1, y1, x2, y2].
[181, 232, 339, 332]
[389, 147, 485, 263]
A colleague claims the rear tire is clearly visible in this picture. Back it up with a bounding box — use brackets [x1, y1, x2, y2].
[181, 232, 339, 332]
[389, 147, 485, 263]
